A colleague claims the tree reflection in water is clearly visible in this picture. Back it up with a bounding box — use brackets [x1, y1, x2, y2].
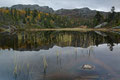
[0, 31, 120, 51]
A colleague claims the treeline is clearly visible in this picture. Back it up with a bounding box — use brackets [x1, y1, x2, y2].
[93, 6, 120, 28]
[0, 8, 80, 28]
[0, 7, 120, 29]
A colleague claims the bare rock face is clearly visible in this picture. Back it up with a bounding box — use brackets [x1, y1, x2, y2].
[55, 7, 108, 19]
[11, 4, 54, 13]
[6, 4, 108, 19]
[81, 64, 94, 70]
[95, 22, 108, 28]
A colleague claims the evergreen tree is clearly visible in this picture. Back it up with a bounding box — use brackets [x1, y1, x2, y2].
[33, 10, 38, 18]
[93, 11, 103, 26]
[108, 6, 116, 22]
[27, 8, 30, 16]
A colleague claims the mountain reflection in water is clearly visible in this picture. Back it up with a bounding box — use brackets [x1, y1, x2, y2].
[0, 31, 120, 51]
[0, 31, 120, 80]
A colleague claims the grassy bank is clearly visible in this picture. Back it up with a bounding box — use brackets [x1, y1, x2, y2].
[1, 28, 120, 32]
[24, 28, 120, 32]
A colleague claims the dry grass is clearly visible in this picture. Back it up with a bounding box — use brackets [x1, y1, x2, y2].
[25, 28, 120, 32]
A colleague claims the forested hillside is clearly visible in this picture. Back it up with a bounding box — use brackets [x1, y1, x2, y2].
[0, 5, 120, 29]
[0, 8, 82, 29]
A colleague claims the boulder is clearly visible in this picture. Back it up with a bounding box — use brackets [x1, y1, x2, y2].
[81, 64, 94, 70]
[95, 22, 108, 28]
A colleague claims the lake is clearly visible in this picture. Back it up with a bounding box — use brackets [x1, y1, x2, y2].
[0, 31, 120, 80]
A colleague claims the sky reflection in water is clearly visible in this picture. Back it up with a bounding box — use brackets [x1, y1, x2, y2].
[0, 31, 120, 80]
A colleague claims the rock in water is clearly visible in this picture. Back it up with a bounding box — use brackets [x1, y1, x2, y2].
[82, 64, 94, 70]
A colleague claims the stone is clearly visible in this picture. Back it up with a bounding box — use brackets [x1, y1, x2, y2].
[81, 64, 94, 70]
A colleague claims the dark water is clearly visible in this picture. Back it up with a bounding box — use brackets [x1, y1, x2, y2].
[0, 31, 120, 80]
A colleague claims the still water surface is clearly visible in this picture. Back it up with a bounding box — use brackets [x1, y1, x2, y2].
[0, 31, 120, 80]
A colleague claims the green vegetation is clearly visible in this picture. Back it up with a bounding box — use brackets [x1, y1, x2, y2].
[93, 11, 104, 27]
[0, 8, 79, 29]
[0, 31, 120, 51]
[0, 6, 120, 29]
[106, 6, 120, 27]
[13, 54, 31, 80]
[93, 6, 120, 28]
[43, 56, 48, 73]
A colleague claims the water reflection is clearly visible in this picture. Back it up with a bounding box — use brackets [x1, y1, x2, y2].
[0, 31, 120, 51]
[0, 31, 120, 80]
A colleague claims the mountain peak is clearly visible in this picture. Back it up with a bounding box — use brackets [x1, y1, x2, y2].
[11, 4, 39, 7]
[11, 4, 54, 13]
[80, 7, 90, 10]
[55, 7, 99, 18]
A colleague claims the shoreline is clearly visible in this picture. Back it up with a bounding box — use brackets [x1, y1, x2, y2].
[25, 28, 120, 32]
[1, 28, 120, 32]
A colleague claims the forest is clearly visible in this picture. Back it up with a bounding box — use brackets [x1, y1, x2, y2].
[0, 6, 120, 29]
[0, 8, 80, 29]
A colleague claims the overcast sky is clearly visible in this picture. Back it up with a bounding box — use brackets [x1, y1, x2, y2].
[0, 0, 120, 12]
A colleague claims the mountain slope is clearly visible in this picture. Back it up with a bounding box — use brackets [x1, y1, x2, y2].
[11, 4, 54, 13]
[55, 7, 108, 19]
[0, 4, 112, 28]
[9, 4, 108, 18]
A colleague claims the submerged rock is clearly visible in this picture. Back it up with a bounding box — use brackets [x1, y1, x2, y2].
[81, 64, 94, 70]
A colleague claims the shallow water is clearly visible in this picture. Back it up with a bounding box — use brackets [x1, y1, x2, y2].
[0, 31, 120, 80]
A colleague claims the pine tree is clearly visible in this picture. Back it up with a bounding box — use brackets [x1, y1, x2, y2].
[108, 6, 116, 22]
[93, 11, 103, 26]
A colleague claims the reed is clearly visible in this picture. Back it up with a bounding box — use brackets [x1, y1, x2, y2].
[89, 46, 94, 55]
[13, 54, 18, 78]
[43, 56, 48, 73]
[75, 48, 78, 59]
[56, 50, 59, 58]
[13, 64, 18, 76]
[75, 48, 77, 54]
[13, 54, 32, 80]
[27, 63, 30, 71]
[56, 50, 60, 65]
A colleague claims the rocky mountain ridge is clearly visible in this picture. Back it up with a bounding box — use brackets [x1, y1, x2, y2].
[1, 4, 109, 18]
